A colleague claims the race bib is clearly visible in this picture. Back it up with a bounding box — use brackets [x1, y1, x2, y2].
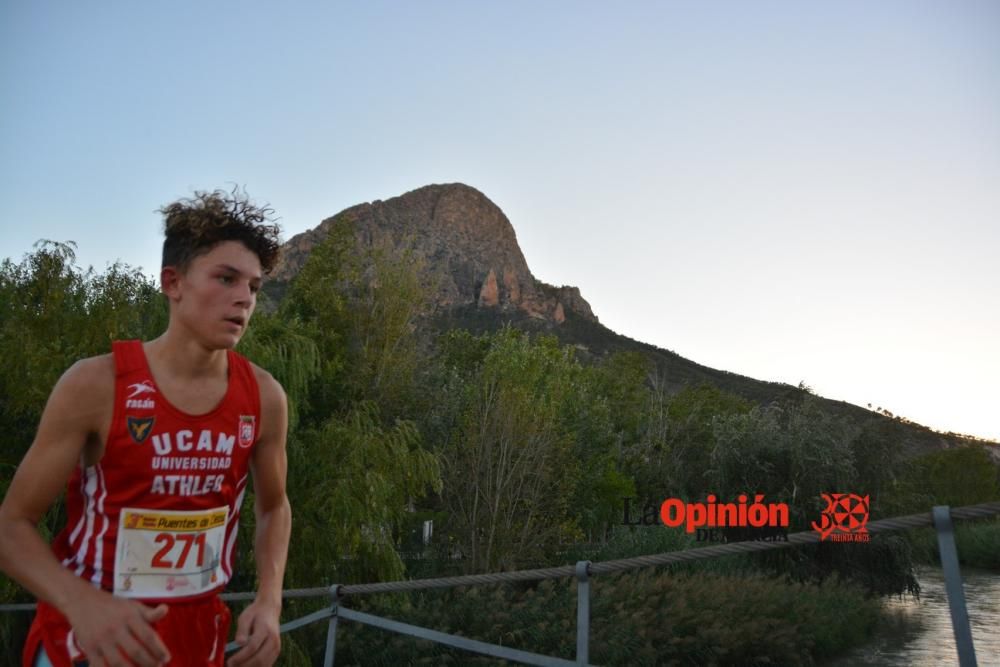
[114, 506, 228, 598]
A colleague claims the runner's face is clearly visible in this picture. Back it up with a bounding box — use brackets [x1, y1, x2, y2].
[171, 241, 263, 348]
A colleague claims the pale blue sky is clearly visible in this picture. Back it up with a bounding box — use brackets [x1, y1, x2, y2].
[2, 1, 998, 441]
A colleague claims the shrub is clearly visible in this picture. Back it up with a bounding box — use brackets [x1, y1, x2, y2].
[332, 569, 879, 666]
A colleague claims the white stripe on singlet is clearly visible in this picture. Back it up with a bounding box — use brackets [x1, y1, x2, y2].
[72, 467, 99, 575]
[89, 464, 109, 586]
[206, 613, 222, 662]
[221, 474, 249, 581]
[60, 465, 89, 567]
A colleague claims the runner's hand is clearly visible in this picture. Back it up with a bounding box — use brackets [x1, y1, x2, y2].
[227, 599, 281, 667]
[66, 588, 170, 666]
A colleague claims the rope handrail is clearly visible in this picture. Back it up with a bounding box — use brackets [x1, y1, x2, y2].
[2, 500, 999, 611]
[314, 500, 1000, 595]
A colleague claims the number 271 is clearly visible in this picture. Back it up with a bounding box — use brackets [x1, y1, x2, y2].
[151, 533, 206, 569]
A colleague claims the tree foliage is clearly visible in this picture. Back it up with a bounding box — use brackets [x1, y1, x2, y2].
[888, 445, 1000, 513]
[285, 402, 441, 586]
[4, 234, 981, 663]
[626, 383, 753, 500]
[281, 219, 437, 424]
[0, 242, 167, 454]
[434, 328, 581, 572]
[708, 397, 860, 523]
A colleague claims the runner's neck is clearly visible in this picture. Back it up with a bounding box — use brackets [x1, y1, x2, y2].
[144, 333, 230, 383]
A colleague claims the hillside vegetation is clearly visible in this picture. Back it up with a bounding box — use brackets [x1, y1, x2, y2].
[2, 238, 998, 665]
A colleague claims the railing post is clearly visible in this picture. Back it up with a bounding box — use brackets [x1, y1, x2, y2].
[575, 560, 591, 666]
[932, 506, 977, 667]
[324, 584, 342, 667]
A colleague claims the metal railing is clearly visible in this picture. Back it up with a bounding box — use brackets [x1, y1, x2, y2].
[4, 501, 999, 666]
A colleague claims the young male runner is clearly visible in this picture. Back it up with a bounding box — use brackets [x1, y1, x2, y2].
[0, 190, 292, 666]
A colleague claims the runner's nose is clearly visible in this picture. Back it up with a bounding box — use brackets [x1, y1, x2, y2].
[234, 280, 253, 307]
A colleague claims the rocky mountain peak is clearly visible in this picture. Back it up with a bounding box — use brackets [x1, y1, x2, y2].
[272, 183, 597, 324]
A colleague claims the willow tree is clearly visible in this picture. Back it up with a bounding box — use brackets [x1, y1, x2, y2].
[435, 328, 582, 572]
[280, 218, 438, 425]
[0, 242, 168, 455]
[260, 221, 443, 587]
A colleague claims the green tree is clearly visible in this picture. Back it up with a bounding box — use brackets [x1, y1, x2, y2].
[561, 353, 643, 541]
[0, 242, 167, 454]
[709, 396, 859, 522]
[850, 416, 906, 514]
[631, 383, 752, 500]
[436, 328, 581, 572]
[236, 311, 320, 432]
[282, 402, 441, 586]
[281, 218, 437, 425]
[278, 224, 352, 422]
[889, 446, 1000, 513]
[262, 220, 444, 586]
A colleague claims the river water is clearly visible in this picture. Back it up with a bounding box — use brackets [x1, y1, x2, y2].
[827, 567, 1000, 666]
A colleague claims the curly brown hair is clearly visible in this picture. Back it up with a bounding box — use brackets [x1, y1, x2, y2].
[159, 187, 282, 274]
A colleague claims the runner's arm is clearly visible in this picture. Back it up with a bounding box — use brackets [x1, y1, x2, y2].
[229, 370, 290, 667]
[0, 357, 171, 666]
[0, 358, 112, 611]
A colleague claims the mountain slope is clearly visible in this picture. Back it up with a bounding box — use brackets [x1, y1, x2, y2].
[269, 182, 995, 458]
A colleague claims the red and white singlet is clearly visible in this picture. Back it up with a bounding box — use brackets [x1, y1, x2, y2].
[24, 340, 261, 666]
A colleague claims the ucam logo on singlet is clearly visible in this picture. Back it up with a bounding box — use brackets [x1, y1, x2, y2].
[126, 381, 156, 409]
[151, 429, 235, 456]
[238, 415, 255, 448]
[146, 429, 238, 497]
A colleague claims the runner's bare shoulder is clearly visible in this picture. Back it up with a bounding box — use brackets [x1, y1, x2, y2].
[249, 363, 286, 409]
[11, 354, 117, 509]
[40, 353, 116, 437]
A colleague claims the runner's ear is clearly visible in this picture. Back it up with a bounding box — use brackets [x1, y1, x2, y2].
[161, 265, 182, 300]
